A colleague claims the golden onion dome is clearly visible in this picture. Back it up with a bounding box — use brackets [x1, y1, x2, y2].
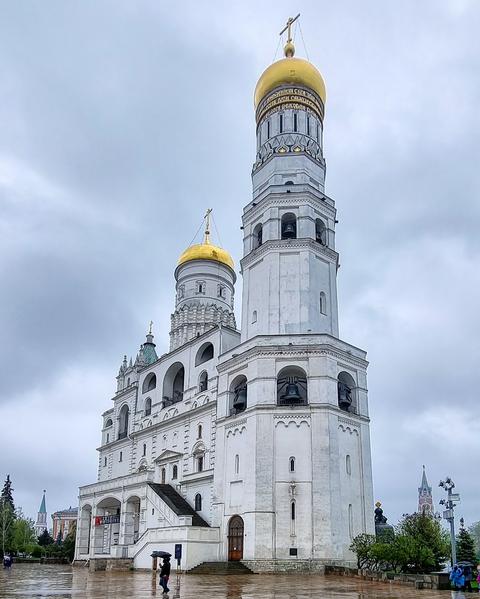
[178, 241, 234, 270]
[254, 42, 326, 110]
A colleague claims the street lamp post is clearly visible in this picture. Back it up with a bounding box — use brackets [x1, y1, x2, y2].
[439, 477, 460, 567]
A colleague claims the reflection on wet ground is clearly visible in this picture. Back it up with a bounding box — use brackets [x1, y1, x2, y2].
[0, 563, 456, 598]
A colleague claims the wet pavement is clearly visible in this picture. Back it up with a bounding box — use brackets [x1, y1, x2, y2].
[0, 563, 458, 598]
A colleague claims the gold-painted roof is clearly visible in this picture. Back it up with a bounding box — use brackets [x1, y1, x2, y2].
[178, 241, 234, 270]
[254, 44, 326, 109]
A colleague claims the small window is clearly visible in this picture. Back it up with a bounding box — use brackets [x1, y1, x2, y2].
[315, 219, 327, 245]
[197, 455, 204, 472]
[235, 454, 239, 474]
[143, 443, 147, 457]
[178, 285, 185, 300]
[293, 113, 298, 132]
[253, 223, 263, 249]
[320, 292, 327, 315]
[161, 467, 166, 484]
[106, 433, 109, 443]
[127, 378, 130, 386]
[291, 502, 296, 520]
[346, 454, 351, 475]
[289, 457, 295, 473]
[119, 451, 123, 462]
[104, 457, 107, 467]
[105, 419, 113, 428]
[217, 285, 226, 299]
[199, 371, 208, 392]
[348, 504, 353, 539]
[195, 493, 202, 511]
[198, 424, 202, 439]
[316, 122, 319, 141]
[251, 310, 257, 324]
[267, 119, 270, 138]
[172, 464, 178, 480]
[307, 116, 310, 136]
[196, 281, 205, 294]
[279, 114, 283, 133]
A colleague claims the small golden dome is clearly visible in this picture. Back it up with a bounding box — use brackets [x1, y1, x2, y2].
[254, 48, 326, 110]
[178, 241, 234, 270]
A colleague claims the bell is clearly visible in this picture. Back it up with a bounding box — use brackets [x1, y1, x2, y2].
[281, 382, 302, 402]
[338, 382, 352, 410]
[282, 223, 296, 238]
[233, 387, 247, 411]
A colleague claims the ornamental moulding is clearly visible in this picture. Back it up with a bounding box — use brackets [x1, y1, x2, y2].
[241, 239, 338, 269]
[217, 345, 368, 374]
[243, 191, 336, 223]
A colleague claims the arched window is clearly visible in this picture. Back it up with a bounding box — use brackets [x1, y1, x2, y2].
[348, 504, 353, 539]
[143, 443, 147, 457]
[197, 424, 202, 439]
[320, 292, 327, 315]
[118, 405, 129, 439]
[230, 375, 247, 415]
[162, 362, 185, 406]
[277, 366, 307, 405]
[235, 454, 239, 474]
[195, 342, 214, 366]
[198, 371, 208, 392]
[196, 281, 205, 294]
[251, 310, 257, 324]
[161, 467, 166, 484]
[315, 218, 327, 245]
[346, 454, 352, 475]
[289, 457, 295, 473]
[172, 464, 178, 480]
[253, 223, 263, 249]
[338, 371, 356, 413]
[281, 213, 297, 239]
[197, 455, 204, 472]
[144, 397, 152, 416]
[105, 419, 113, 428]
[195, 493, 202, 511]
[142, 373, 156, 394]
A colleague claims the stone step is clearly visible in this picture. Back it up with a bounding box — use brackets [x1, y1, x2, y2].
[188, 561, 253, 575]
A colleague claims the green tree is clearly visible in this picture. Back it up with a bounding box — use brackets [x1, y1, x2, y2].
[468, 521, 480, 559]
[457, 527, 477, 564]
[349, 533, 377, 569]
[12, 512, 36, 554]
[62, 521, 77, 562]
[396, 512, 450, 571]
[0, 475, 16, 556]
[38, 529, 54, 546]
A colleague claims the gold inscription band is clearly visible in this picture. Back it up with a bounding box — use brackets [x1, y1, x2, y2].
[256, 86, 325, 125]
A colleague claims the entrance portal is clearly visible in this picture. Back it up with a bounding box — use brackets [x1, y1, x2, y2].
[227, 515, 244, 561]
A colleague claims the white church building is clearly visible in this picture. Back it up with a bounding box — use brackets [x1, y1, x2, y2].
[74, 25, 375, 572]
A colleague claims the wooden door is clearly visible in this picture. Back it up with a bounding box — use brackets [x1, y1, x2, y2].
[228, 515, 244, 561]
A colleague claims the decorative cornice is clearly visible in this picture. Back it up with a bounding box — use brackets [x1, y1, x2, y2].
[218, 341, 368, 374]
[225, 418, 247, 430]
[240, 238, 338, 270]
[242, 189, 336, 224]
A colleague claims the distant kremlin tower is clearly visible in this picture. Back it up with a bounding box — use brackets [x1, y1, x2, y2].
[34, 490, 48, 537]
[74, 16, 375, 571]
[418, 466, 433, 514]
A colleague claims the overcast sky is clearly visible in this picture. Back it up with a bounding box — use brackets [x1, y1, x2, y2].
[0, 0, 479, 530]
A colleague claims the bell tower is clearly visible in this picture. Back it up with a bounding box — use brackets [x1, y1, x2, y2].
[241, 25, 339, 343]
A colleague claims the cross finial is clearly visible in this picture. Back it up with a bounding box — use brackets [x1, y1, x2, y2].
[279, 13, 300, 44]
[148, 320, 153, 335]
[204, 208, 213, 244]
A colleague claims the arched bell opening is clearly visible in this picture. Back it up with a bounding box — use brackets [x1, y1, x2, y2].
[337, 371, 357, 413]
[144, 397, 152, 417]
[162, 362, 185, 407]
[281, 212, 297, 239]
[229, 375, 247, 415]
[315, 218, 327, 246]
[198, 371, 208, 393]
[195, 342, 214, 366]
[118, 404, 129, 440]
[142, 372, 156, 393]
[277, 366, 308, 406]
[253, 223, 263, 250]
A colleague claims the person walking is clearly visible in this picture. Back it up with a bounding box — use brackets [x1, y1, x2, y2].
[159, 556, 171, 594]
[464, 566, 473, 592]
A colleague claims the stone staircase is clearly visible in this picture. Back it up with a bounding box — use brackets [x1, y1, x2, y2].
[147, 483, 209, 527]
[188, 561, 253, 575]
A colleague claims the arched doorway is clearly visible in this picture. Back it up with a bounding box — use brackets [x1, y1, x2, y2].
[227, 515, 244, 561]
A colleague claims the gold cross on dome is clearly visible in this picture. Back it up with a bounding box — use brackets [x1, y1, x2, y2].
[204, 208, 212, 244]
[279, 13, 300, 44]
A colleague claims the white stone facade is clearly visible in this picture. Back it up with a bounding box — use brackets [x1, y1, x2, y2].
[74, 49, 375, 572]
